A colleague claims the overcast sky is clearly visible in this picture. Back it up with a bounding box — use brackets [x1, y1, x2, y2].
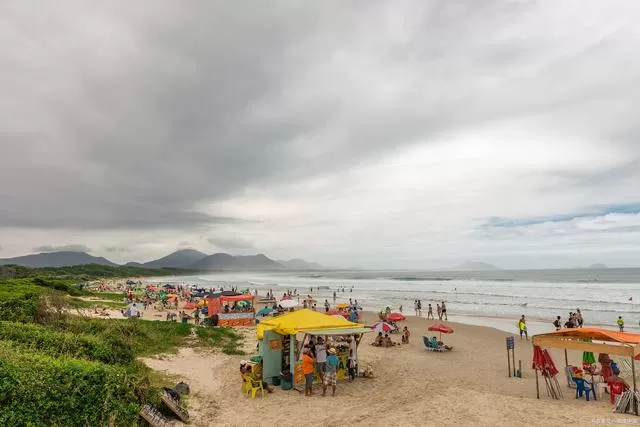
[1, 0, 639, 269]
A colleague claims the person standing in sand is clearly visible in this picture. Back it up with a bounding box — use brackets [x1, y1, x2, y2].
[441, 301, 447, 320]
[517, 315, 528, 340]
[617, 316, 625, 332]
[414, 300, 418, 316]
[437, 304, 442, 320]
[301, 349, 315, 396]
[323, 348, 339, 396]
[315, 337, 328, 382]
[576, 309, 583, 327]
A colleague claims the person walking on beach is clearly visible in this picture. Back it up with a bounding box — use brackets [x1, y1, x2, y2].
[517, 315, 528, 340]
[427, 304, 434, 319]
[441, 301, 447, 320]
[417, 300, 422, 316]
[324, 299, 330, 312]
[414, 300, 419, 316]
[553, 316, 561, 331]
[617, 316, 625, 332]
[437, 304, 442, 320]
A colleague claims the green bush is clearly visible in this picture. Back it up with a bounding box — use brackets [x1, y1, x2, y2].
[0, 321, 135, 364]
[0, 347, 153, 426]
[57, 317, 193, 356]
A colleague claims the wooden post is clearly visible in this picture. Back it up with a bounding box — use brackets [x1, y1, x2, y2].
[507, 347, 512, 378]
[535, 368, 540, 399]
[512, 350, 516, 377]
[564, 349, 569, 386]
[518, 360, 522, 378]
[632, 356, 638, 415]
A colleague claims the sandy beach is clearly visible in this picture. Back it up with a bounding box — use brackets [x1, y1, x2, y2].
[138, 311, 618, 427]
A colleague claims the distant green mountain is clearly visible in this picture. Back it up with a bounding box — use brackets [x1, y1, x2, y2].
[139, 249, 208, 269]
[0, 251, 117, 268]
[189, 253, 284, 270]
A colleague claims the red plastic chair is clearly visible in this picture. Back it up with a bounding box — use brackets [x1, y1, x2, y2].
[608, 381, 625, 404]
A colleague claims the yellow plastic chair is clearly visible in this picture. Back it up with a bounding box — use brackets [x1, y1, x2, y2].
[241, 375, 250, 394]
[243, 374, 264, 398]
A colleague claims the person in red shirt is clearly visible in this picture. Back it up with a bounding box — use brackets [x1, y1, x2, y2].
[301, 348, 315, 396]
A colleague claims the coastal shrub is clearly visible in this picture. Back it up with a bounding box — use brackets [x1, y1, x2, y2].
[0, 347, 152, 427]
[0, 292, 39, 323]
[196, 326, 246, 355]
[0, 321, 135, 364]
[57, 317, 194, 356]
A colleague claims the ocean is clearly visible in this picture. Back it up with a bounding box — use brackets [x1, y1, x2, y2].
[148, 268, 640, 334]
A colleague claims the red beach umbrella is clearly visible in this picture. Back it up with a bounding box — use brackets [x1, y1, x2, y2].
[532, 345, 545, 371]
[428, 323, 454, 340]
[387, 312, 406, 322]
[372, 322, 395, 333]
[542, 349, 559, 376]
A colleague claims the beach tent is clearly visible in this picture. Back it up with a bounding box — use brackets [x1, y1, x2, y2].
[532, 328, 640, 413]
[257, 309, 363, 339]
[257, 309, 370, 389]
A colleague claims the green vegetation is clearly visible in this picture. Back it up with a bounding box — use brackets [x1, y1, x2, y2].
[0, 263, 200, 280]
[196, 326, 246, 355]
[0, 266, 244, 426]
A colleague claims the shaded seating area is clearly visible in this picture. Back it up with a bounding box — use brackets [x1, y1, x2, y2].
[532, 328, 640, 415]
[422, 336, 451, 352]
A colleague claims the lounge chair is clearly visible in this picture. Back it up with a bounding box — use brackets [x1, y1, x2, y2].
[565, 366, 577, 389]
[423, 336, 443, 352]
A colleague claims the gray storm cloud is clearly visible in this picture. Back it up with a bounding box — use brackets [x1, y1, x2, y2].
[0, 1, 639, 267]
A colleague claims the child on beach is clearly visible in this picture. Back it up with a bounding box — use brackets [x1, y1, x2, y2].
[617, 316, 624, 332]
[347, 349, 356, 382]
[427, 304, 434, 319]
[553, 316, 561, 331]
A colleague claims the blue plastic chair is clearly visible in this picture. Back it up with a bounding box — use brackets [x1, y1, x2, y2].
[573, 377, 596, 401]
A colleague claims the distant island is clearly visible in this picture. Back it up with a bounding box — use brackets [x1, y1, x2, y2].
[0, 249, 324, 271]
[452, 261, 501, 271]
[587, 263, 608, 269]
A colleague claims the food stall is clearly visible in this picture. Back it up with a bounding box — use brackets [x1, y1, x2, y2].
[257, 309, 371, 389]
[206, 292, 255, 327]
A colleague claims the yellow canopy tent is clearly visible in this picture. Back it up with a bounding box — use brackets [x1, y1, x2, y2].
[257, 309, 369, 389]
[257, 308, 364, 339]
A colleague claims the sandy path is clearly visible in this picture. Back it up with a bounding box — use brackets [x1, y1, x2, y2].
[141, 312, 619, 427]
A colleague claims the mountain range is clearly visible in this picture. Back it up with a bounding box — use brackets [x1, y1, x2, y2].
[0, 249, 323, 271]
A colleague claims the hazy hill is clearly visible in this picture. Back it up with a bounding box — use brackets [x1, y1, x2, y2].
[278, 259, 324, 270]
[189, 253, 284, 270]
[585, 263, 608, 269]
[452, 261, 501, 271]
[0, 251, 117, 268]
[141, 249, 208, 269]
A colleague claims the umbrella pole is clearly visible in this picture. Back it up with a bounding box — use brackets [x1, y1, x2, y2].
[632, 356, 638, 415]
[564, 349, 569, 386]
[535, 368, 540, 399]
